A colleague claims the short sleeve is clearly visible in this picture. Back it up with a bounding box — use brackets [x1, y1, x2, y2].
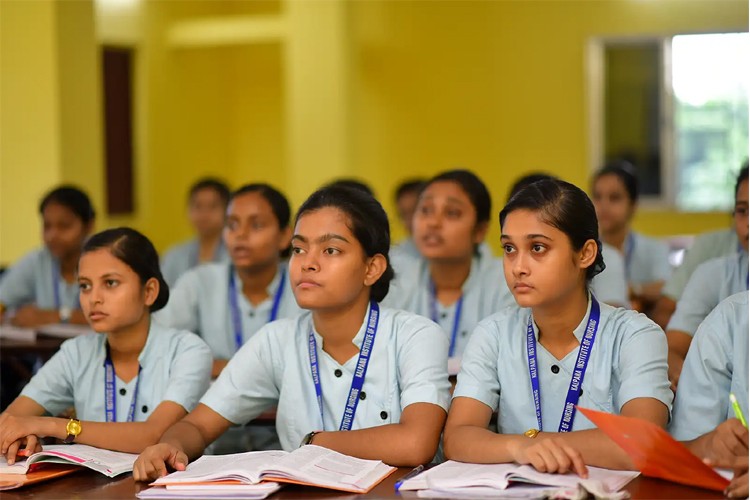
[0, 251, 39, 309]
[395, 317, 451, 412]
[670, 308, 733, 441]
[199, 325, 282, 425]
[614, 317, 673, 411]
[452, 320, 502, 411]
[666, 260, 722, 336]
[154, 270, 201, 335]
[592, 246, 629, 307]
[160, 333, 213, 412]
[19, 338, 77, 415]
[651, 239, 673, 283]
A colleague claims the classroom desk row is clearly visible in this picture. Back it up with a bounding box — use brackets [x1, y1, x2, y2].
[0, 467, 726, 499]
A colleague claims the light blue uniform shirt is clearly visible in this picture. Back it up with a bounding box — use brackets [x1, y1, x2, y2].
[155, 262, 301, 360]
[454, 298, 673, 434]
[383, 254, 515, 358]
[666, 251, 748, 336]
[591, 243, 629, 308]
[20, 321, 212, 421]
[625, 231, 672, 285]
[161, 239, 229, 287]
[663, 228, 739, 301]
[0, 247, 79, 310]
[670, 291, 749, 441]
[200, 306, 451, 451]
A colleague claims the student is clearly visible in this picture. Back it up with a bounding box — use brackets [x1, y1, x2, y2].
[383, 170, 514, 360]
[444, 179, 672, 474]
[666, 166, 748, 389]
[161, 178, 230, 287]
[390, 178, 426, 261]
[670, 291, 748, 499]
[0, 228, 212, 460]
[507, 172, 630, 308]
[0, 186, 95, 327]
[156, 184, 301, 379]
[591, 161, 671, 313]
[132, 185, 451, 481]
[652, 161, 749, 330]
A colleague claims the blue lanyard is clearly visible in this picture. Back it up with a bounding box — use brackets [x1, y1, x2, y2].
[228, 266, 286, 352]
[104, 345, 142, 422]
[308, 301, 380, 431]
[526, 297, 601, 433]
[623, 233, 635, 279]
[429, 282, 463, 358]
[52, 263, 80, 310]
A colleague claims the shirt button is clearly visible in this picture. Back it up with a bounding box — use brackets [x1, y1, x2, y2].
[461, 331, 467, 337]
[440, 313, 448, 319]
[248, 311, 255, 318]
[551, 365, 560, 374]
[579, 388, 584, 397]
[380, 411, 388, 420]
[334, 369, 343, 378]
[119, 388, 127, 396]
[359, 391, 367, 401]
[141, 405, 149, 413]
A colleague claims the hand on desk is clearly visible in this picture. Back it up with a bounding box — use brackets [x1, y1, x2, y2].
[510, 435, 588, 478]
[0, 414, 45, 465]
[133, 443, 188, 482]
[705, 454, 748, 499]
[11, 305, 87, 327]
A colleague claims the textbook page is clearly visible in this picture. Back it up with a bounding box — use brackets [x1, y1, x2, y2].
[261, 445, 395, 492]
[152, 451, 287, 485]
[137, 482, 282, 499]
[37, 323, 94, 338]
[0, 444, 137, 477]
[0, 325, 36, 341]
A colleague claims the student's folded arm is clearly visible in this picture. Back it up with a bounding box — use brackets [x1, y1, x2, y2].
[444, 396, 519, 463]
[638, 280, 666, 304]
[159, 403, 234, 461]
[651, 296, 676, 330]
[666, 330, 692, 388]
[311, 402, 447, 466]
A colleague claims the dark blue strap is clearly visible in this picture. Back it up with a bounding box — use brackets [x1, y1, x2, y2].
[229, 267, 287, 352]
[104, 345, 142, 422]
[429, 282, 463, 358]
[526, 297, 601, 433]
[624, 233, 635, 279]
[308, 301, 381, 431]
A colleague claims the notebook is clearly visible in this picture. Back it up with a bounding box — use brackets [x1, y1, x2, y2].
[0, 444, 137, 478]
[144, 445, 395, 495]
[578, 406, 731, 492]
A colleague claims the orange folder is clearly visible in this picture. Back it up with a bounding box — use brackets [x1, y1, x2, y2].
[578, 406, 731, 492]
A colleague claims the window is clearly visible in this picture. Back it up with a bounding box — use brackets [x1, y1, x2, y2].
[589, 33, 749, 211]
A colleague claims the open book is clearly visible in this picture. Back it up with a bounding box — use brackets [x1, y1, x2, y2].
[144, 445, 395, 495]
[0, 444, 137, 478]
[398, 460, 638, 497]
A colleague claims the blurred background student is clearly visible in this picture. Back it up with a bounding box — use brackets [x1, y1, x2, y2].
[161, 178, 231, 287]
[591, 161, 671, 315]
[666, 166, 748, 389]
[390, 178, 426, 262]
[0, 186, 95, 327]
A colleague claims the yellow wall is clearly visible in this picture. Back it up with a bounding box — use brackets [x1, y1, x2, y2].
[1, 0, 747, 265]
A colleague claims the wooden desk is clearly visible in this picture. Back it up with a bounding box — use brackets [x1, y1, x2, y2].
[0, 468, 726, 499]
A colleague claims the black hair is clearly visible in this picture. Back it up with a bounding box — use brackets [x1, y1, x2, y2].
[82, 228, 169, 312]
[500, 179, 606, 283]
[231, 183, 291, 230]
[593, 160, 639, 203]
[189, 178, 230, 207]
[325, 179, 375, 197]
[295, 185, 394, 302]
[39, 186, 96, 225]
[425, 169, 491, 225]
[231, 184, 292, 259]
[507, 172, 557, 203]
[735, 163, 748, 200]
[395, 179, 426, 201]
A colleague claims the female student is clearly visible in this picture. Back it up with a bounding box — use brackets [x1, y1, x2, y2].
[133, 185, 451, 481]
[670, 291, 748, 499]
[0, 186, 96, 327]
[383, 170, 515, 360]
[591, 162, 671, 313]
[666, 166, 748, 389]
[0, 228, 212, 461]
[161, 178, 231, 287]
[156, 184, 301, 378]
[444, 179, 672, 474]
